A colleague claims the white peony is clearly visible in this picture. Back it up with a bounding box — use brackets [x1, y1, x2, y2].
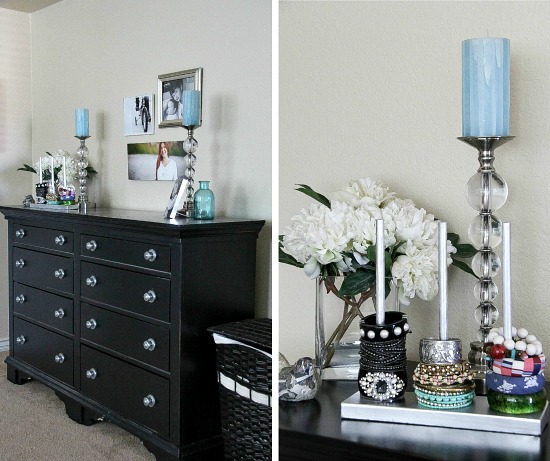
[337, 178, 395, 208]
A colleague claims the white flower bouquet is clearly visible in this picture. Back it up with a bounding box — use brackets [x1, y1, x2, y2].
[18, 149, 97, 182]
[280, 178, 475, 369]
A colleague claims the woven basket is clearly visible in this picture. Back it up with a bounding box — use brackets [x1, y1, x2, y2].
[208, 318, 272, 461]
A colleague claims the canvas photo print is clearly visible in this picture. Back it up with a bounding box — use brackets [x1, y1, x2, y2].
[127, 141, 185, 180]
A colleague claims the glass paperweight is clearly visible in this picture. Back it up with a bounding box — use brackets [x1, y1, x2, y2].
[468, 214, 502, 249]
[474, 302, 499, 327]
[487, 388, 547, 414]
[474, 279, 498, 303]
[466, 171, 508, 212]
[194, 181, 215, 220]
[471, 250, 501, 278]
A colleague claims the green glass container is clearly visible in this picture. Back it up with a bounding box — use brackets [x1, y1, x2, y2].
[487, 388, 547, 414]
[194, 180, 215, 220]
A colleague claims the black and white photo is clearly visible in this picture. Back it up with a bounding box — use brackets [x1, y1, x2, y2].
[158, 68, 203, 128]
[123, 94, 154, 135]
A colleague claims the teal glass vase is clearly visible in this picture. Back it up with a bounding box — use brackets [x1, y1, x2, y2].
[194, 181, 215, 219]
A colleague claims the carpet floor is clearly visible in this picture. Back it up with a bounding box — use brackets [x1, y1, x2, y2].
[0, 352, 155, 461]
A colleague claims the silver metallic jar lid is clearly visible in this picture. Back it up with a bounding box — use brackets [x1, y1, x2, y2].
[419, 338, 462, 364]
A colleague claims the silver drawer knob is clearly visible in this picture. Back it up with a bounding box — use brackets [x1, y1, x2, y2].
[85, 319, 97, 330]
[15, 295, 26, 304]
[144, 249, 157, 262]
[54, 353, 65, 363]
[143, 290, 156, 303]
[15, 229, 25, 238]
[54, 308, 65, 319]
[85, 240, 97, 251]
[143, 339, 156, 351]
[54, 235, 65, 246]
[16, 335, 26, 345]
[86, 368, 97, 379]
[15, 259, 25, 269]
[143, 394, 156, 407]
[54, 269, 65, 279]
[86, 276, 97, 287]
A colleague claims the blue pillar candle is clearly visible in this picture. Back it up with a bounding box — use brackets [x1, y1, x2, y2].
[75, 108, 89, 137]
[462, 38, 510, 137]
[182, 90, 201, 127]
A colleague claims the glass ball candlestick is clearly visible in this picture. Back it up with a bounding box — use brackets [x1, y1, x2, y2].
[75, 136, 95, 213]
[458, 135, 514, 394]
[177, 128, 198, 217]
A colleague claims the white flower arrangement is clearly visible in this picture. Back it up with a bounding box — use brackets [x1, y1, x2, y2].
[280, 178, 474, 305]
[18, 149, 97, 182]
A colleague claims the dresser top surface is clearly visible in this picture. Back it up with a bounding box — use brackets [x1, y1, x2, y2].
[0, 205, 265, 236]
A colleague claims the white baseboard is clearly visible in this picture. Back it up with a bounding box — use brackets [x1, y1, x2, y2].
[0, 338, 9, 352]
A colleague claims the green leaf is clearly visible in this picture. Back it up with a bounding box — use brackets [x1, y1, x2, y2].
[295, 184, 331, 208]
[17, 164, 36, 173]
[278, 237, 304, 268]
[451, 257, 476, 278]
[366, 245, 392, 270]
[447, 232, 460, 246]
[453, 243, 477, 259]
[339, 270, 376, 296]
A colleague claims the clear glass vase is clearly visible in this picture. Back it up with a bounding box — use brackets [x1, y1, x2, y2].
[315, 275, 401, 380]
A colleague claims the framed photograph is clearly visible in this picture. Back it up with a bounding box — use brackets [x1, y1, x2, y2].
[127, 141, 186, 180]
[123, 94, 154, 136]
[164, 177, 188, 219]
[158, 67, 203, 128]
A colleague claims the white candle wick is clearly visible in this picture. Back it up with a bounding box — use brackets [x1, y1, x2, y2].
[502, 222, 512, 340]
[376, 219, 385, 326]
[438, 222, 448, 340]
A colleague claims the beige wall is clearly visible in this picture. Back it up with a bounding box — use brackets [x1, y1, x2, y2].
[0, 8, 32, 343]
[25, 0, 271, 316]
[280, 1, 550, 363]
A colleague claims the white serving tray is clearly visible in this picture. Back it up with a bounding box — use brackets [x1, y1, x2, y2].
[341, 391, 548, 436]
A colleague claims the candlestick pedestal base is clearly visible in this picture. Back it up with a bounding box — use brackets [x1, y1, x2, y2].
[467, 341, 488, 395]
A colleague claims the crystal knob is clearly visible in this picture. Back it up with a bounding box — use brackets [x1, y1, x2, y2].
[86, 368, 97, 379]
[143, 339, 156, 351]
[54, 269, 65, 279]
[15, 229, 25, 238]
[85, 319, 97, 330]
[15, 295, 25, 304]
[54, 353, 65, 363]
[143, 290, 156, 303]
[54, 235, 65, 246]
[85, 240, 97, 251]
[15, 259, 25, 269]
[86, 276, 97, 287]
[54, 308, 65, 319]
[16, 335, 26, 345]
[143, 394, 156, 407]
[144, 249, 157, 262]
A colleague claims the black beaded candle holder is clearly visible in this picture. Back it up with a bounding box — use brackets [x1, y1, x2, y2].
[358, 311, 409, 402]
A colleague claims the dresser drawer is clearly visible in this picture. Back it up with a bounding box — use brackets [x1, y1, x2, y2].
[81, 235, 170, 272]
[81, 345, 169, 437]
[13, 317, 73, 386]
[13, 223, 74, 253]
[81, 303, 169, 371]
[81, 262, 170, 322]
[13, 247, 74, 294]
[13, 283, 73, 334]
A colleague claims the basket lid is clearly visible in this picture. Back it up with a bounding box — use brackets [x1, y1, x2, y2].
[208, 318, 271, 352]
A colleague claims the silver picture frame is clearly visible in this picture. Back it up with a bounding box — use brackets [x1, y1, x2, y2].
[158, 67, 203, 128]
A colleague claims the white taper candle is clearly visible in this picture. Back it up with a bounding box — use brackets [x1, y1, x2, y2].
[38, 158, 42, 183]
[62, 156, 67, 188]
[438, 222, 448, 340]
[51, 157, 54, 190]
[376, 219, 385, 326]
[502, 222, 512, 340]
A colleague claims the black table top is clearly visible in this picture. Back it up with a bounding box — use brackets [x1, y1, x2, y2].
[279, 373, 550, 461]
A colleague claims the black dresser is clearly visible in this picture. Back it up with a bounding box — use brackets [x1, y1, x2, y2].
[0, 205, 264, 461]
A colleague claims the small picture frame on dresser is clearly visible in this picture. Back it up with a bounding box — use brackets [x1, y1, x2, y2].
[164, 177, 188, 219]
